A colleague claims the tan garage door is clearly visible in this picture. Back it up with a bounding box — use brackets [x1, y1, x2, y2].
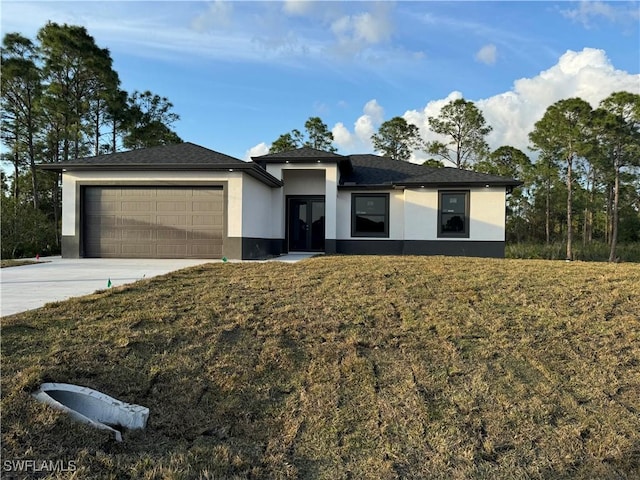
[84, 187, 224, 258]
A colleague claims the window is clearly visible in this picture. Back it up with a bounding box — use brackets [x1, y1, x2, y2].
[438, 191, 469, 238]
[352, 193, 389, 237]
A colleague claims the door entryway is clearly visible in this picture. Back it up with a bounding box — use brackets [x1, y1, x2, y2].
[287, 197, 325, 252]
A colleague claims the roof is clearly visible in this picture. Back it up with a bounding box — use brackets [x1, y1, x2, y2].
[253, 146, 347, 163]
[253, 148, 521, 188]
[342, 154, 522, 188]
[39, 142, 282, 187]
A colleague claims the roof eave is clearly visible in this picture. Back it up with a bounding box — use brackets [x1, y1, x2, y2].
[39, 163, 283, 188]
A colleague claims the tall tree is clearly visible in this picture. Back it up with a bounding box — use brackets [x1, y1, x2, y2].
[269, 130, 303, 153]
[1, 33, 43, 206]
[304, 117, 337, 152]
[371, 116, 422, 161]
[529, 97, 593, 260]
[123, 90, 182, 149]
[37, 22, 117, 161]
[476, 146, 533, 233]
[269, 117, 336, 154]
[425, 98, 492, 169]
[595, 91, 640, 261]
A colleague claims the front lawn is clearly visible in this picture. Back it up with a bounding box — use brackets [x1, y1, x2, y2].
[2, 256, 639, 479]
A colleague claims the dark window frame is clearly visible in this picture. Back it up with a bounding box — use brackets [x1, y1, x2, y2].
[351, 193, 390, 238]
[438, 190, 470, 238]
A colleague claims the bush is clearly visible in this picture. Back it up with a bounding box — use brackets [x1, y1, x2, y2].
[1, 197, 59, 259]
[506, 242, 640, 262]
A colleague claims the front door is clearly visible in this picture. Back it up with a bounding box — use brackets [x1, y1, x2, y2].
[288, 197, 325, 252]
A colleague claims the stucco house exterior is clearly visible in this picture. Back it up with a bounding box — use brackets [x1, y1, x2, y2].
[42, 142, 521, 260]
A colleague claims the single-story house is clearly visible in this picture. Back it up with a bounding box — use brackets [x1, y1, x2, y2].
[41, 142, 521, 260]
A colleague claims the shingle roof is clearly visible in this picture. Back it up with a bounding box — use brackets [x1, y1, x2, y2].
[253, 146, 347, 162]
[39, 142, 282, 187]
[342, 154, 521, 187]
[52, 142, 247, 166]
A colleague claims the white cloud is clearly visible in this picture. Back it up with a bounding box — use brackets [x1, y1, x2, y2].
[282, 0, 314, 17]
[560, 0, 639, 28]
[337, 48, 639, 164]
[363, 99, 384, 124]
[475, 44, 497, 65]
[331, 99, 385, 152]
[329, 3, 393, 58]
[481, 48, 639, 155]
[244, 142, 270, 161]
[403, 48, 640, 164]
[191, 1, 233, 31]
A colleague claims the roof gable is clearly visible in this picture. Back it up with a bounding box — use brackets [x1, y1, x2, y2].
[39, 142, 282, 187]
[253, 146, 347, 162]
[53, 142, 247, 166]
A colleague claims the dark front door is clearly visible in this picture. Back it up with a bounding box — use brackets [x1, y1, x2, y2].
[288, 197, 325, 252]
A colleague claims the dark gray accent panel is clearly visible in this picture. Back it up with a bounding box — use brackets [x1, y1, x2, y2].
[336, 240, 403, 255]
[242, 238, 285, 260]
[324, 239, 337, 254]
[336, 240, 505, 258]
[403, 240, 505, 257]
[61, 236, 81, 259]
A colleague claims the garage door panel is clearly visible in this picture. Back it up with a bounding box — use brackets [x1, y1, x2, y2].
[120, 215, 153, 226]
[121, 244, 154, 256]
[156, 215, 187, 227]
[84, 187, 224, 259]
[157, 229, 188, 240]
[190, 230, 223, 240]
[157, 245, 188, 256]
[157, 201, 187, 212]
[191, 244, 222, 256]
[121, 201, 153, 211]
[122, 229, 154, 241]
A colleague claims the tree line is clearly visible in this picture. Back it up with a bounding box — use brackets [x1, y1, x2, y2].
[1, 23, 638, 261]
[1, 23, 181, 258]
[272, 94, 640, 262]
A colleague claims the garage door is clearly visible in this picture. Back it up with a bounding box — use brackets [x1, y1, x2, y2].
[83, 187, 224, 258]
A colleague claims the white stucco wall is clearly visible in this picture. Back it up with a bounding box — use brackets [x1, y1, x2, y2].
[469, 188, 506, 241]
[241, 174, 275, 238]
[61, 170, 244, 237]
[338, 187, 506, 241]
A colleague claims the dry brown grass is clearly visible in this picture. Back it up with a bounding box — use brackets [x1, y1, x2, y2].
[2, 256, 639, 479]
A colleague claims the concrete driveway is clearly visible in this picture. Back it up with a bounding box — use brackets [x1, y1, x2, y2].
[0, 257, 215, 317]
[0, 254, 316, 317]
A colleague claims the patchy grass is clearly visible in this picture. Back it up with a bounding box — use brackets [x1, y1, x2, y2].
[2, 256, 639, 479]
[1, 259, 43, 268]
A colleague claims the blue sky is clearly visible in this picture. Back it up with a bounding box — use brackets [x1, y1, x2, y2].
[2, 1, 639, 164]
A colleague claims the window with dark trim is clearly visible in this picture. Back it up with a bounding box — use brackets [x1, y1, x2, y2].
[351, 193, 389, 237]
[438, 191, 470, 238]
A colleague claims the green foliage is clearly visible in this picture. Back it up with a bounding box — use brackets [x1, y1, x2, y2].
[1, 25, 182, 257]
[304, 116, 336, 152]
[1, 196, 58, 258]
[123, 90, 182, 149]
[371, 116, 422, 161]
[422, 158, 445, 168]
[426, 98, 492, 169]
[506, 242, 640, 262]
[269, 117, 336, 153]
[529, 97, 594, 259]
[270, 131, 303, 153]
